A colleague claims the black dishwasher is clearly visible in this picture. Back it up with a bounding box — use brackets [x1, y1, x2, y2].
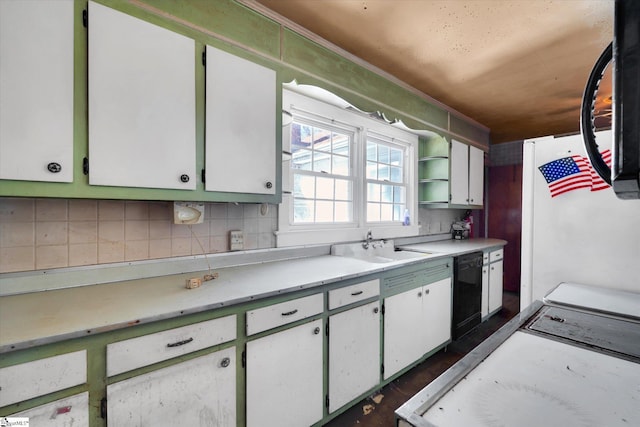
[452, 251, 483, 340]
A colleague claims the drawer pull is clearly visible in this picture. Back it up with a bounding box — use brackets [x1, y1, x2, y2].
[281, 309, 298, 316]
[350, 290, 364, 296]
[167, 337, 194, 348]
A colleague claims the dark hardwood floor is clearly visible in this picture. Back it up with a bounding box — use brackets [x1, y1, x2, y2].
[323, 291, 520, 426]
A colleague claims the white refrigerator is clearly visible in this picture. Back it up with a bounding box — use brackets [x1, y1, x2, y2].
[520, 130, 640, 310]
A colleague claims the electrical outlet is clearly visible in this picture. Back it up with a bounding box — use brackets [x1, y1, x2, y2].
[230, 230, 244, 251]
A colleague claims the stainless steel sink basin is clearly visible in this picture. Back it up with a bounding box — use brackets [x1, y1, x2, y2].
[330, 240, 435, 264]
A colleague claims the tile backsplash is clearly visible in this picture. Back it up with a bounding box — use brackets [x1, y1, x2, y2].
[0, 198, 459, 274]
[0, 198, 277, 273]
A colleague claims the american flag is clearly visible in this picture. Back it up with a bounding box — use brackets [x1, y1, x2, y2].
[538, 150, 611, 197]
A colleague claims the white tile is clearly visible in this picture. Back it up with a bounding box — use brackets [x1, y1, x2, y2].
[149, 239, 172, 259]
[69, 200, 97, 221]
[0, 222, 34, 247]
[98, 241, 125, 263]
[36, 244, 68, 270]
[149, 220, 172, 239]
[125, 220, 149, 241]
[36, 199, 68, 221]
[36, 222, 68, 245]
[125, 240, 149, 261]
[69, 243, 98, 267]
[125, 201, 149, 220]
[98, 200, 124, 220]
[0, 198, 35, 222]
[68, 221, 97, 244]
[98, 221, 124, 242]
[0, 247, 35, 273]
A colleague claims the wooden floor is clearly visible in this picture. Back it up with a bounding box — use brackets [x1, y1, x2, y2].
[324, 291, 521, 426]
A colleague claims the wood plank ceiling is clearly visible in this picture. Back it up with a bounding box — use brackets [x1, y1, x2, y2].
[253, 0, 614, 143]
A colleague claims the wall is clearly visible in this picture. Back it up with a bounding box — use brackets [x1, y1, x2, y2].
[487, 141, 524, 292]
[0, 0, 482, 274]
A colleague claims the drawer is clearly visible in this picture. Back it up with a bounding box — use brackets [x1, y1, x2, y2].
[247, 293, 323, 336]
[490, 248, 504, 263]
[0, 350, 86, 407]
[107, 315, 236, 377]
[328, 279, 380, 310]
[483, 252, 489, 265]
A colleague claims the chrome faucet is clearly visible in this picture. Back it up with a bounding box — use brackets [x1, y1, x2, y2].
[363, 230, 373, 249]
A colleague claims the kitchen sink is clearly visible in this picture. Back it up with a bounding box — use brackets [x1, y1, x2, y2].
[330, 240, 435, 264]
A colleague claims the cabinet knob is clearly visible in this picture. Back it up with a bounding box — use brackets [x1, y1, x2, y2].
[425, 289, 430, 295]
[180, 174, 190, 183]
[373, 307, 379, 314]
[220, 357, 231, 368]
[265, 181, 273, 189]
[417, 291, 422, 297]
[313, 327, 321, 335]
[47, 162, 62, 173]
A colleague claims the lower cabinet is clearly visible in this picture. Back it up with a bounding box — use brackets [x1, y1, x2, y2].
[488, 259, 504, 314]
[328, 300, 380, 413]
[107, 347, 236, 426]
[384, 277, 452, 380]
[246, 319, 324, 427]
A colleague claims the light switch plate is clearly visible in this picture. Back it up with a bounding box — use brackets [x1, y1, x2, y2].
[230, 230, 244, 251]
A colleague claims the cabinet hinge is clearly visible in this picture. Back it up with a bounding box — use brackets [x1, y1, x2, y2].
[100, 397, 107, 419]
[381, 304, 385, 315]
[325, 395, 329, 409]
[202, 50, 206, 66]
[325, 322, 329, 336]
[82, 9, 88, 28]
[241, 350, 246, 368]
[83, 157, 89, 175]
[449, 194, 452, 202]
[381, 363, 385, 375]
[201, 168, 206, 183]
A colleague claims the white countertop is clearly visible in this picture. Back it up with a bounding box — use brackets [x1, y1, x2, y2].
[0, 238, 506, 353]
[399, 238, 506, 256]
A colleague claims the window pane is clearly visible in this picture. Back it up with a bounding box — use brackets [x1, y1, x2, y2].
[366, 142, 377, 161]
[393, 205, 404, 221]
[292, 123, 313, 149]
[293, 174, 315, 198]
[335, 201, 352, 222]
[292, 149, 313, 171]
[367, 203, 380, 222]
[368, 183, 381, 202]
[313, 127, 332, 152]
[389, 166, 402, 182]
[315, 201, 334, 222]
[313, 151, 331, 173]
[366, 161, 377, 179]
[294, 199, 314, 223]
[333, 155, 349, 176]
[390, 148, 403, 166]
[332, 132, 349, 156]
[335, 179, 351, 201]
[378, 164, 390, 181]
[380, 204, 393, 221]
[378, 145, 390, 163]
[393, 186, 405, 203]
[381, 184, 393, 203]
[316, 176, 334, 199]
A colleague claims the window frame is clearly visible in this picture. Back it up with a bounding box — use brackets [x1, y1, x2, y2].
[277, 89, 419, 247]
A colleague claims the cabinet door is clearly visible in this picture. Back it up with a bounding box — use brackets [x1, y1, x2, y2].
[468, 145, 484, 205]
[450, 140, 469, 205]
[88, 1, 196, 190]
[481, 264, 489, 318]
[8, 392, 89, 427]
[107, 347, 236, 426]
[329, 301, 380, 413]
[246, 319, 323, 427]
[0, 0, 74, 182]
[383, 287, 424, 380]
[205, 45, 276, 195]
[423, 278, 452, 353]
[489, 260, 504, 313]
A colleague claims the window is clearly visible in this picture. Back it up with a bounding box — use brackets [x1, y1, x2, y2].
[366, 135, 407, 223]
[278, 88, 419, 247]
[291, 119, 355, 224]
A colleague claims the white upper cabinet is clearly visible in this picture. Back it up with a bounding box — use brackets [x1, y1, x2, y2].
[205, 45, 276, 195]
[88, 1, 196, 190]
[468, 145, 484, 205]
[0, 0, 74, 182]
[450, 139, 484, 206]
[450, 139, 470, 205]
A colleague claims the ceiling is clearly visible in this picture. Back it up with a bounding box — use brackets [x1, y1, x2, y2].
[253, 0, 614, 143]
